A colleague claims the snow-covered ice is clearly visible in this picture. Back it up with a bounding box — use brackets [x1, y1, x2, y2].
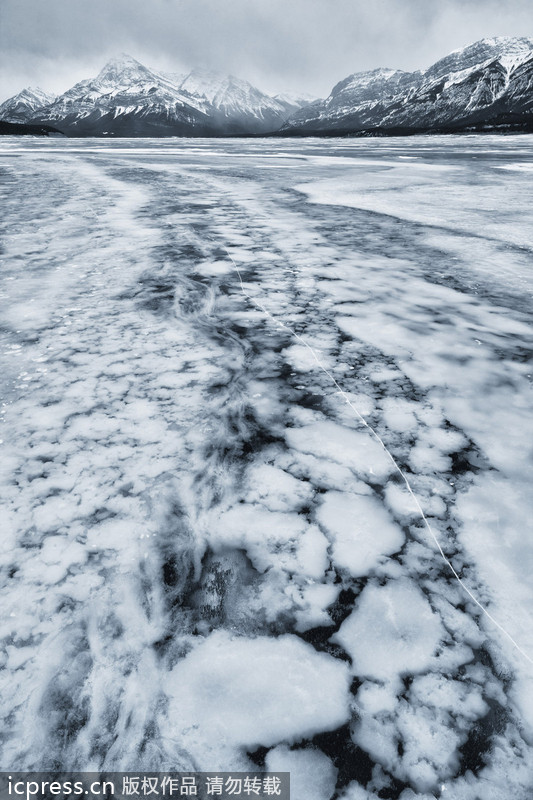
[0, 134, 532, 798]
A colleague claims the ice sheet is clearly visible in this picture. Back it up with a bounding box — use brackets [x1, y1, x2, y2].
[1, 135, 532, 797]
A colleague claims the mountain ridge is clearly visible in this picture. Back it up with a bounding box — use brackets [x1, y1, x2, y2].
[0, 54, 314, 136]
[281, 36, 533, 134]
[1, 37, 532, 136]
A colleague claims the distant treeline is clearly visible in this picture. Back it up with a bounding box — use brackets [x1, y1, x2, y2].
[0, 120, 65, 136]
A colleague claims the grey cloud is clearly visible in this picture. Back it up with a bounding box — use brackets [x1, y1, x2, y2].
[1, 0, 532, 100]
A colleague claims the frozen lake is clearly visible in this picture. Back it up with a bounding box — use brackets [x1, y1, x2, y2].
[1, 135, 532, 798]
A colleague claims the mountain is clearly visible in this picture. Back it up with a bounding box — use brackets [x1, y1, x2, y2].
[0, 55, 314, 137]
[2, 38, 532, 137]
[0, 87, 56, 124]
[22, 55, 213, 136]
[273, 91, 319, 114]
[281, 36, 533, 134]
[171, 68, 312, 132]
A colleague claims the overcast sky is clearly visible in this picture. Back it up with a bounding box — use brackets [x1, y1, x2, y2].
[1, 0, 532, 101]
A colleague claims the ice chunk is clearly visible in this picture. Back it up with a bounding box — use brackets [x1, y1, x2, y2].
[316, 491, 404, 577]
[409, 443, 451, 474]
[381, 398, 418, 433]
[277, 449, 371, 493]
[409, 673, 488, 721]
[283, 343, 326, 372]
[37, 536, 87, 583]
[244, 463, 314, 512]
[286, 421, 393, 482]
[338, 784, 383, 800]
[395, 703, 463, 792]
[356, 681, 399, 715]
[265, 745, 337, 800]
[166, 632, 351, 764]
[289, 582, 341, 632]
[213, 505, 329, 579]
[332, 580, 445, 682]
[351, 715, 400, 780]
[383, 483, 420, 519]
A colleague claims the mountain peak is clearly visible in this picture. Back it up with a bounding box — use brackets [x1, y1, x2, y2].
[101, 53, 144, 70]
[15, 86, 55, 102]
[26, 86, 49, 96]
[178, 69, 246, 102]
[330, 67, 408, 100]
[454, 35, 533, 57]
[0, 85, 56, 122]
[274, 91, 320, 107]
[96, 54, 152, 85]
[427, 36, 533, 78]
[472, 35, 533, 49]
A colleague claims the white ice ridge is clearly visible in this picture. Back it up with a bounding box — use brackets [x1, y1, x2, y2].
[224, 246, 533, 669]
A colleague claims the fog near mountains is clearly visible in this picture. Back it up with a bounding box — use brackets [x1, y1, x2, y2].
[1, 0, 533, 100]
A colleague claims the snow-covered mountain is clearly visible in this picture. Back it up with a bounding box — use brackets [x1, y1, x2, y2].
[0, 87, 56, 124]
[0, 55, 314, 136]
[172, 68, 312, 130]
[2, 38, 532, 136]
[23, 55, 213, 136]
[282, 36, 533, 133]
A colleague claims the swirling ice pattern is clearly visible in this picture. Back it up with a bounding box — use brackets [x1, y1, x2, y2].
[1, 136, 532, 800]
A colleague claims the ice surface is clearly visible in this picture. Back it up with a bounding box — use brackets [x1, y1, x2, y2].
[212, 505, 329, 578]
[1, 135, 532, 797]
